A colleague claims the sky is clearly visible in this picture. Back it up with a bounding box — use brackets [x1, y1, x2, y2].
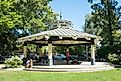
[50, 0, 121, 31]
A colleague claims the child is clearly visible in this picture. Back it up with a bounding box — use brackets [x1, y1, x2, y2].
[26, 57, 33, 68]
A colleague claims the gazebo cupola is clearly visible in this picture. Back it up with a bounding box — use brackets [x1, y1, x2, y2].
[50, 20, 73, 29]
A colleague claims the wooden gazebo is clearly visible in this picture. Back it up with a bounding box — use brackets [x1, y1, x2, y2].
[17, 28, 98, 66]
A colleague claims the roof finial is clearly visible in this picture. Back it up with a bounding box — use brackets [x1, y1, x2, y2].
[60, 12, 62, 20]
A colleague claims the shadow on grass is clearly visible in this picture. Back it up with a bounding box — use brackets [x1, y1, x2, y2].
[114, 65, 121, 68]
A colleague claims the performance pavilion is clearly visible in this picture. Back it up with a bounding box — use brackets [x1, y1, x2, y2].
[17, 20, 98, 66]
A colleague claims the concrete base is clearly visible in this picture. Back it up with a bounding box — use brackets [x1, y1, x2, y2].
[49, 59, 53, 66]
[25, 62, 114, 72]
[91, 58, 95, 65]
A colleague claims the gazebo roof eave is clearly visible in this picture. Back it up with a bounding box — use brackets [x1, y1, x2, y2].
[16, 28, 97, 43]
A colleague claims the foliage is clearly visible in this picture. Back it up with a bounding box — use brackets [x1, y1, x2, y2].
[54, 46, 84, 55]
[0, 0, 56, 33]
[85, 0, 121, 46]
[85, 0, 121, 60]
[0, 0, 57, 55]
[108, 53, 120, 64]
[0, 29, 18, 55]
[5, 55, 23, 68]
[54, 46, 67, 54]
[68, 46, 85, 55]
[113, 30, 121, 43]
[96, 44, 121, 61]
[96, 46, 110, 61]
[88, 0, 93, 3]
[88, 0, 106, 4]
[27, 44, 37, 52]
[14, 0, 57, 34]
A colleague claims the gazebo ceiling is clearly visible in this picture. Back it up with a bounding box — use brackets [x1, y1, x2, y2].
[17, 28, 97, 45]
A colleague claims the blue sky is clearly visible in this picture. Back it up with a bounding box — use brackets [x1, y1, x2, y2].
[50, 0, 121, 31]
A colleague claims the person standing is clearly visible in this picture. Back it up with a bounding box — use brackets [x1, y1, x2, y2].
[66, 51, 71, 64]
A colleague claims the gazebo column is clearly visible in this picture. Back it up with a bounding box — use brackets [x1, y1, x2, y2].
[85, 45, 88, 61]
[41, 46, 45, 56]
[91, 45, 95, 65]
[48, 43, 53, 66]
[39, 46, 42, 57]
[23, 44, 27, 58]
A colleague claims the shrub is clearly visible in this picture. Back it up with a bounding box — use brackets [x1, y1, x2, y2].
[5, 55, 23, 68]
[108, 53, 120, 64]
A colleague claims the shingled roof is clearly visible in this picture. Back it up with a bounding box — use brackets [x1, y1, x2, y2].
[17, 28, 97, 43]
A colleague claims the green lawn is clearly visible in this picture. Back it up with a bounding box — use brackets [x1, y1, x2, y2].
[0, 69, 121, 81]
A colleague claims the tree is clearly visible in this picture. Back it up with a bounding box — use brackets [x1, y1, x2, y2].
[84, 14, 102, 35]
[87, 0, 104, 3]
[54, 45, 85, 56]
[14, 0, 57, 34]
[88, 0, 93, 3]
[85, 0, 121, 46]
[84, 0, 121, 60]
[0, 0, 57, 55]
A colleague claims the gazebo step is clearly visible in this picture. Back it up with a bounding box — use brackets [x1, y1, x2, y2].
[32, 65, 111, 69]
[25, 66, 114, 72]
[24, 64, 114, 72]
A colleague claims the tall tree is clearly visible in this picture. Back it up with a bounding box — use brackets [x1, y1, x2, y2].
[84, 0, 121, 59]
[0, 0, 57, 55]
[14, 0, 57, 34]
[85, 0, 121, 46]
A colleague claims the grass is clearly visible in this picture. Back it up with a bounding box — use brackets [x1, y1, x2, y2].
[0, 69, 121, 81]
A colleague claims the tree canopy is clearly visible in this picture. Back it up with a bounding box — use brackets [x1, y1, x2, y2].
[85, 0, 121, 46]
[84, 0, 121, 60]
[0, 0, 57, 55]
